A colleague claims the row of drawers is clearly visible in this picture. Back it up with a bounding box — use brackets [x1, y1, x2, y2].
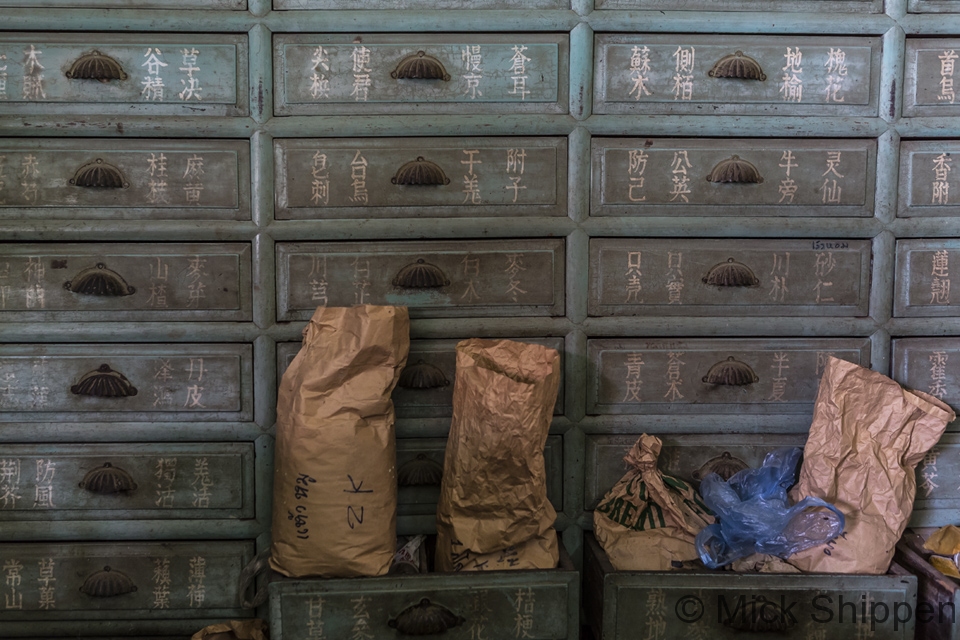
[2, 239, 959, 319]
[0, 339, 958, 419]
[7, 137, 959, 219]
[0, 33, 958, 117]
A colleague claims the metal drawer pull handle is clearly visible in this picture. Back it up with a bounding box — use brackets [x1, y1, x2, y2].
[723, 595, 797, 633]
[392, 157, 450, 186]
[65, 50, 128, 83]
[391, 51, 451, 81]
[702, 356, 759, 386]
[708, 51, 766, 81]
[64, 262, 136, 297]
[71, 364, 138, 398]
[706, 155, 764, 184]
[397, 454, 444, 487]
[398, 360, 450, 389]
[80, 566, 138, 598]
[79, 462, 137, 494]
[702, 258, 760, 287]
[692, 451, 749, 481]
[393, 259, 450, 289]
[388, 598, 465, 635]
[70, 158, 129, 189]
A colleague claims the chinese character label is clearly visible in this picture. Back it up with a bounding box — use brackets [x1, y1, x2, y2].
[939, 50, 958, 104]
[623, 352, 645, 402]
[462, 149, 482, 204]
[780, 47, 803, 103]
[22, 45, 45, 101]
[769, 252, 790, 301]
[779, 150, 799, 204]
[178, 48, 203, 101]
[141, 48, 168, 101]
[146, 153, 169, 204]
[932, 250, 951, 305]
[666, 251, 684, 304]
[155, 458, 177, 508]
[461, 255, 481, 303]
[629, 45, 653, 100]
[351, 46, 372, 102]
[463, 45, 483, 99]
[32, 458, 55, 508]
[514, 587, 535, 638]
[187, 556, 206, 608]
[505, 148, 526, 203]
[152, 558, 171, 609]
[769, 352, 790, 401]
[309, 255, 329, 305]
[192, 458, 212, 508]
[669, 150, 692, 203]
[664, 352, 685, 401]
[824, 48, 847, 103]
[932, 153, 952, 205]
[310, 46, 331, 100]
[627, 149, 649, 202]
[37, 558, 55, 610]
[350, 150, 368, 204]
[310, 151, 330, 206]
[509, 45, 531, 100]
[929, 350, 948, 398]
[672, 46, 695, 101]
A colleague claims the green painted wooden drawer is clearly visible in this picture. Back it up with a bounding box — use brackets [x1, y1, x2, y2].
[274, 33, 568, 116]
[0, 343, 253, 423]
[275, 137, 567, 219]
[0, 540, 254, 621]
[0, 34, 248, 117]
[277, 239, 565, 320]
[583, 434, 807, 510]
[891, 337, 960, 424]
[278, 337, 565, 418]
[269, 557, 580, 640]
[592, 138, 876, 218]
[595, 34, 881, 116]
[911, 434, 960, 527]
[0, 0, 244, 7]
[894, 240, 960, 316]
[587, 338, 870, 415]
[905, 39, 960, 117]
[584, 533, 917, 640]
[274, 0, 565, 8]
[589, 238, 871, 317]
[0, 442, 255, 522]
[0, 243, 251, 322]
[0, 139, 250, 220]
[396, 435, 563, 518]
[595, 0, 880, 12]
[907, 0, 957, 12]
[899, 141, 960, 217]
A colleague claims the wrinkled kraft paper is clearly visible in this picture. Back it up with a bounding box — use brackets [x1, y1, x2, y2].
[270, 305, 409, 578]
[436, 338, 561, 570]
[593, 434, 715, 571]
[436, 527, 560, 572]
[191, 620, 269, 640]
[787, 357, 955, 574]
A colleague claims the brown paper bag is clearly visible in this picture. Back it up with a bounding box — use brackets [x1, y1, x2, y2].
[436, 338, 561, 565]
[593, 434, 714, 571]
[787, 357, 955, 574]
[436, 528, 559, 572]
[270, 305, 409, 578]
[191, 620, 268, 640]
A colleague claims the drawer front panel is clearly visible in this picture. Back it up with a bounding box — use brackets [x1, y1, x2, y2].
[275, 0, 565, 7]
[905, 39, 960, 116]
[0, 244, 251, 321]
[0, 541, 254, 619]
[894, 240, 960, 317]
[271, 572, 576, 640]
[593, 138, 876, 217]
[602, 573, 915, 640]
[891, 337, 960, 425]
[913, 434, 960, 526]
[276, 137, 567, 219]
[396, 436, 563, 515]
[278, 337, 565, 418]
[590, 238, 871, 317]
[587, 338, 869, 415]
[274, 34, 568, 116]
[0, 344, 252, 422]
[0, 34, 247, 116]
[277, 240, 565, 320]
[899, 141, 960, 218]
[0, 0, 245, 6]
[584, 434, 806, 509]
[0, 139, 249, 220]
[0, 443, 254, 521]
[595, 34, 880, 116]
[596, 0, 881, 11]
[908, 0, 956, 11]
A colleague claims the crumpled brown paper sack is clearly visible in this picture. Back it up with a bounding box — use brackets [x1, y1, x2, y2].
[436, 527, 559, 572]
[593, 434, 714, 571]
[191, 619, 268, 640]
[436, 339, 560, 569]
[270, 305, 409, 578]
[787, 357, 955, 574]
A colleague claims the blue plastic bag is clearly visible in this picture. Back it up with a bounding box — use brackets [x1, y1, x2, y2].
[694, 447, 845, 569]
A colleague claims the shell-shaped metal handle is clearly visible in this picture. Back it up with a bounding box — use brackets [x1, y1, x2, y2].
[692, 451, 749, 481]
[392, 157, 450, 186]
[79, 566, 138, 598]
[71, 364, 138, 398]
[397, 454, 444, 487]
[388, 598, 465, 635]
[64, 262, 136, 297]
[70, 158, 129, 189]
[65, 50, 128, 83]
[393, 259, 450, 289]
[391, 51, 451, 81]
[708, 51, 766, 81]
[79, 462, 138, 494]
[702, 356, 759, 386]
[702, 258, 760, 287]
[723, 595, 797, 633]
[398, 360, 450, 390]
[705, 155, 764, 184]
